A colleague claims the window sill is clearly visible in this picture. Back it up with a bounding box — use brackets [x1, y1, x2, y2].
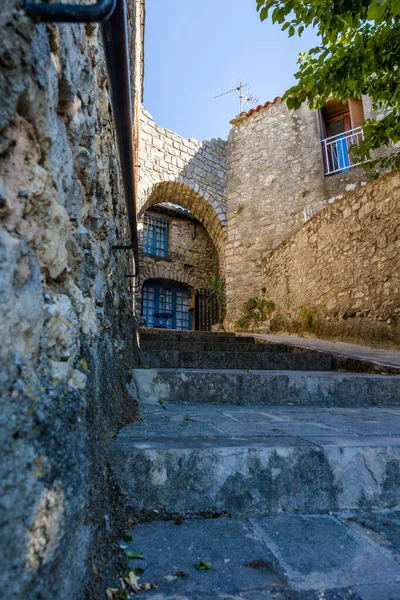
[141, 252, 171, 261]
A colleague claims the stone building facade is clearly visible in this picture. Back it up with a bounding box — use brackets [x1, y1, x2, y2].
[136, 81, 398, 341]
[136, 90, 399, 343]
[225, 96, 381, 323]
[135, 108, 227, 330]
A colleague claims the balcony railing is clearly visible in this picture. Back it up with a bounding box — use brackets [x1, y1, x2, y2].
[321, 127, 364, 176]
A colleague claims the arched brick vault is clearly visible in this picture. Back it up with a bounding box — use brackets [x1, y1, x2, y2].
[140, 265, 197, 291]
[138, 181, 227, 261]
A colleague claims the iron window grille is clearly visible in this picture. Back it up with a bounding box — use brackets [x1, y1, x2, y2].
[142, 215, 169, 258]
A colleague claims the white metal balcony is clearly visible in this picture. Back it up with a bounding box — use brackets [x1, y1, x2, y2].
[321, 127, 364, 176]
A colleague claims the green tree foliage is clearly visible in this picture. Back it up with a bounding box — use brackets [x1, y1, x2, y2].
[256, 0, 400, 174]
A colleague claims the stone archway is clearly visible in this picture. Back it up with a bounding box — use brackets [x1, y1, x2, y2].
[138, 181, 227, 258]
[138, 262, 199, 294]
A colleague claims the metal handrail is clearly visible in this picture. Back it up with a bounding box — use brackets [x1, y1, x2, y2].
[321, 126, 362, 144]
[321, 127, 364, 176]
[25, 0, 140, 280]
[25, 0, 117, 23]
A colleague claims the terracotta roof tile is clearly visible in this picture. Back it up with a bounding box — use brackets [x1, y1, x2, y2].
[239, 96, 282, 118]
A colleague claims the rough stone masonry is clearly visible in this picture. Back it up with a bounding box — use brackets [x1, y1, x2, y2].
[137, 107, 227, 265]
[0, 2, 141, 598]
[263, 169, 400, 346]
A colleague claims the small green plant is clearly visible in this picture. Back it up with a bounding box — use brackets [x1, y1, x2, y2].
[196, 561, 212, 570]
[209, 274, 224, 296]
[234, 203, 244, 217]
[208, 274, 226, 330]
[125, 551, 146, 559]
[235, 297, 276, 331]
[298, 306, 315, 332]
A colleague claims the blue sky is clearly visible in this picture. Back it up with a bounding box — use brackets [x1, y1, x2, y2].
[143, 0, 318, 142]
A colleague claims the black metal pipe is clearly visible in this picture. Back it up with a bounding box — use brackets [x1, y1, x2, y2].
[25, 0, 117, 23]
[101, 0, 140, 277]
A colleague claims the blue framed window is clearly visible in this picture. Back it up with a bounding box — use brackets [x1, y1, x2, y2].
[142, 282, 192, 330]
[142, 215, 169, 258]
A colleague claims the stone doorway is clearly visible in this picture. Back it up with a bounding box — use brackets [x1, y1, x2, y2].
[141, 280, 192, 330]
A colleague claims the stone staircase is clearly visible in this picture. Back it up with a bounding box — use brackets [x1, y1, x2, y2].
[110, 330, 400, 599]
[138, 329, 332, 371]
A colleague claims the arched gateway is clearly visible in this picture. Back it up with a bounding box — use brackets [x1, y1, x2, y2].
[138, 180, 227, 257]
[136, 109, 227, 330]
[137, 182, 226, 330]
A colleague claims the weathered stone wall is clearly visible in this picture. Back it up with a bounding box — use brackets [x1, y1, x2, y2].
[138, 209, 219, 308]
[225, 97, 374, 322]
[260, 170, 400, 346]
[138, 108, 227, 257]
[1, 3, 139, 598]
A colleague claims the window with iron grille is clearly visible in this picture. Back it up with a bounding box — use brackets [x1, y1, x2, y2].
[142, 214, 169, 258]
[142, 283, 192, 330]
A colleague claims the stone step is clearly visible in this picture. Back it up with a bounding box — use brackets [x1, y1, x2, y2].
[139, 350, 332, 370]
[139, 329, 239, 341]
[133, 369, 400, 407]
[140, 340, 290, 352]
[122, 513, 400, 599]
[110, 403, 400, 518]
[139, 339, 399, 375]
[139, 329, 258, 350]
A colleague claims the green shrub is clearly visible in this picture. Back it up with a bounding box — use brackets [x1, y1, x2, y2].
[208, 274, 226, 330]
[235, 297, 276, 331]
[298, 306, 315, 331]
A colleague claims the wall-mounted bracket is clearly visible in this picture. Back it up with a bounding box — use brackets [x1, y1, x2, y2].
[113, 244, 134, 251]
[124, 275, 140, 295]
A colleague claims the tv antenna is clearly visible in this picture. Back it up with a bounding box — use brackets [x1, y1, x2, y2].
[214, 81, 259, 113]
